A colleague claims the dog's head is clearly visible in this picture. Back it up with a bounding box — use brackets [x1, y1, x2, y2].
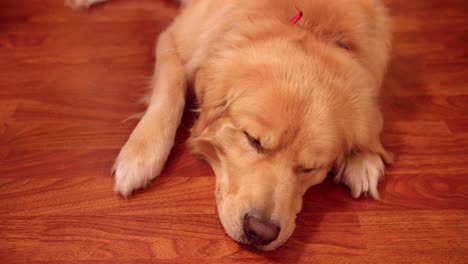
[188, 30, 385, 250]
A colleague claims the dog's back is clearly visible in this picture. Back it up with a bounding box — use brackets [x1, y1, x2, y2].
[171, 0, 390, 86]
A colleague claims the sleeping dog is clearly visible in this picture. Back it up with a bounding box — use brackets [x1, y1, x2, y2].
[69, 0, 392, 250]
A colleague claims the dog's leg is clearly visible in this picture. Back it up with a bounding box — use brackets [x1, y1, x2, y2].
[113, 30, 186, 196]
[66, 0, 109, 8]
[334, 116, 393, 200]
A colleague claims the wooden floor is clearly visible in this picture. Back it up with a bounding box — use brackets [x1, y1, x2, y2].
[1, 0, 467, 263]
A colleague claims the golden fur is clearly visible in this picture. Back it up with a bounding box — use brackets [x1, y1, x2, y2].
[70, 0, 393, 250]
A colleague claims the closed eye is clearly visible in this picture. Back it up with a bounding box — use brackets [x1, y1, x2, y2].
[243, 131, 261, 151]
[302, 168, 316, 173]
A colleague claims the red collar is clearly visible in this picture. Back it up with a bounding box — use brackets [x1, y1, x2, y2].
[289, 7, 303, 24]
[289, 6, 352, 52]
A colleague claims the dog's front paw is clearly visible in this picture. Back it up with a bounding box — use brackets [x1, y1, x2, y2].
[334, 152, 385, 200]
[113, 139, 167, 197]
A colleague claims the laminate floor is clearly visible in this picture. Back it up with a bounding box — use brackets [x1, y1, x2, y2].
[0, 0, 467, 263]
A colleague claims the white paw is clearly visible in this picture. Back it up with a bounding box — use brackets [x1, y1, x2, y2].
[334, 152, 385, 200]
[113, 139, 168, 197]
[65, 0, 106, 8]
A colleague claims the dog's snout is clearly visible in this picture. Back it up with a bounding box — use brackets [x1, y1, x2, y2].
[243, 214, 280, 246]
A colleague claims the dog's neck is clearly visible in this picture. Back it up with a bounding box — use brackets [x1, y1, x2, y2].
[290, 7, 352, 52]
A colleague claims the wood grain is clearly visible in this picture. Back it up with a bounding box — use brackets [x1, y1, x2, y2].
[1, 0, 467, 263]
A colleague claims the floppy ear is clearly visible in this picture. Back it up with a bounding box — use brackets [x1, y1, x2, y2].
[190, 65, 245, 139]
[187, 132, 221, 165]
[188, 106, 236, 172]
[188, 58, 247, 167]
[190, 100, 229, 139]
[188, 105, 227, 165]
[188, 67, 234, 164]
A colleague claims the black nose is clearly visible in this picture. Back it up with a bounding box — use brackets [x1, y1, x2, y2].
[243, 214, 280, 246]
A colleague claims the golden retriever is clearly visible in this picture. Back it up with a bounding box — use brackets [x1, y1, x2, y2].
[69, 0, 393, 250]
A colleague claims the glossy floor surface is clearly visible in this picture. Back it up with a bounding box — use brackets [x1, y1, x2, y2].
[0, 0, 467, 263]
